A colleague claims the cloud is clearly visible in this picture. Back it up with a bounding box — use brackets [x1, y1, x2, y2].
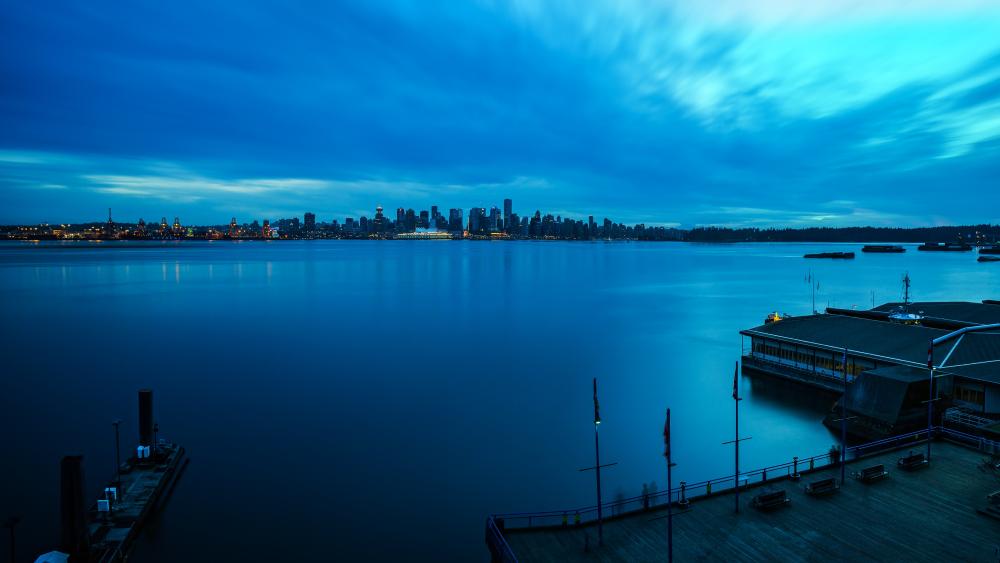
[1, 1, 999, 226]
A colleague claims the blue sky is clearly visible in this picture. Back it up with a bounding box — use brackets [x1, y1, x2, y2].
[2, 0, 1000, 227]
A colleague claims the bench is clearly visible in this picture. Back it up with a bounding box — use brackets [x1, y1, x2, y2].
[752, 489, 790, 511]
[854, 464, 889, 483]
[897, 451, 928, 471]
[805, 477, 840, 496]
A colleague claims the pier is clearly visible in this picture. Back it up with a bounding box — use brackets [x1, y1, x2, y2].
[42, 390, 186, 563]
[487, 429, 1000, 562]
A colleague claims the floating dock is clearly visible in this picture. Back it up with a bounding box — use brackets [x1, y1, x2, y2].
[45, 390, 186, 563]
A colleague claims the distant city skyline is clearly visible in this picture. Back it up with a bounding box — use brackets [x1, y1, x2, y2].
[3, 2, 1000, 227]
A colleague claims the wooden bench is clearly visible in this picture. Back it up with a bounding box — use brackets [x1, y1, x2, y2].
[805, 477, 840, 496]
[897, 451, 929, 471]
[854, 464, 889, 483]
[752, 489, 790, 511]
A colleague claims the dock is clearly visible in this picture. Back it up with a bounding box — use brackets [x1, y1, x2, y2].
[44, 389, 186, 563]
[488, 430, 1000, 562]
[84, 443, 187, 562]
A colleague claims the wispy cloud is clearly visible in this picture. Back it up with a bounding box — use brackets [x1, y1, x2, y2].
[1, 1, 1000, 225]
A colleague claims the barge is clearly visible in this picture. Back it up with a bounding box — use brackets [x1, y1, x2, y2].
[862, 245, 905, 253]
[803, 251, 855, 259]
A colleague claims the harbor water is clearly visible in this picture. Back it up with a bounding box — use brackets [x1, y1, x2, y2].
[1, 241, 997, 561]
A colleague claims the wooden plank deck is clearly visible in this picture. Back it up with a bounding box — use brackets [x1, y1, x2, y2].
[503, 441, 1000, 562]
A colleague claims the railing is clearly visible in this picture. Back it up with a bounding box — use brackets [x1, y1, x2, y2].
[485, 516, 518, 563]
[489, 426, 1000, 532]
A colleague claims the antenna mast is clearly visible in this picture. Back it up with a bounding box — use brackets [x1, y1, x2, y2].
[903, 273, 911, 306]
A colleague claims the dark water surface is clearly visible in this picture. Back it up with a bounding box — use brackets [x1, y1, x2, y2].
[1, 241, 997, 561]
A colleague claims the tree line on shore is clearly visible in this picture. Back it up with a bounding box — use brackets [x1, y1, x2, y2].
[683, 225, 1000, 243]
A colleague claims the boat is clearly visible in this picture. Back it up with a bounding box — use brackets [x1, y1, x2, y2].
[917, 242, 972, 251]
[862, 245, 905, 253]
[979, 256, 1000, 263]
[804, 252, 855, 259]
[979, 244, 1000, 255]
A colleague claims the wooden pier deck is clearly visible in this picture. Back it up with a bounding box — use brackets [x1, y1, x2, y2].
[502, 441, 1000, 562]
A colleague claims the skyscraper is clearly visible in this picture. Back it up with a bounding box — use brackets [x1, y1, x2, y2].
[448, 208, 463, 232]
[489, 207, 500, 233]
[503, 199, 512, 231]
[304, 212, 316, 232]
[469, 208, 486, 234]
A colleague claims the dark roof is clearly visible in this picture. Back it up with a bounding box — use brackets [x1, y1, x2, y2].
[742, 313, 1000, 385]
[873, 301, 1000, 325]
[741, 314, 953, 365]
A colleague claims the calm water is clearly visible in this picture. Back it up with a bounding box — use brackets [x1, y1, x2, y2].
[1, 241, 997, 561]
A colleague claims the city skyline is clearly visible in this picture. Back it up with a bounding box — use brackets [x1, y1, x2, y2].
[1, 198, 684, 241]
[3, 2, 1000, 227]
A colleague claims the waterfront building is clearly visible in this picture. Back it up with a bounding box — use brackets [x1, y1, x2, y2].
[304, 212, 316, 232]
[503, 198, 512, 232]
[741, 301, 1000, 437]
[419, 210, 430, 229]
[172, 217, 182, 237]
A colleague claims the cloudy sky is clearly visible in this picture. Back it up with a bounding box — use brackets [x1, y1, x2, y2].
[2, 0, 1000, 227]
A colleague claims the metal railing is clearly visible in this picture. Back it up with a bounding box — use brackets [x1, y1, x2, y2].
[485, 516, 518, 563]
[489, 426, 1000, 532]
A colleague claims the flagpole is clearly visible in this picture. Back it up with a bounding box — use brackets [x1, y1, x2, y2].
[841, 347, 848, 484]
[593, 377, 604, 547]
[734, 361, 741, 514]
[666, 408, 673, 563]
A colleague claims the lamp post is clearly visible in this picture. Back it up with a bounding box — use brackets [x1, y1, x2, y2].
[577, 378, 617, 547]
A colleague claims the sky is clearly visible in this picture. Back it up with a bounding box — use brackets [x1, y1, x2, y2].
[2, 0, 1000, 227]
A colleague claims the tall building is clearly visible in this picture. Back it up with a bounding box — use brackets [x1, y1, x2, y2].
[431, 205, 439, 227]
[136, 218, 147, 237]
[396, 208, 405, 230]
[448, 208, 463, 232]
[172, 217, 182, 237]
[503, 199, 512, 231]
[229, 217, 238, 237]
[418, 210, 430, 229]
[262, 219, 271, 238]
[405, 209, 416, 232]
[304, 212, 316, 232]
[469, 208, 486, 234]
[372, 206, 386, 233]
[159, 217, 168, 236]
[489, 207, 500, 233]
